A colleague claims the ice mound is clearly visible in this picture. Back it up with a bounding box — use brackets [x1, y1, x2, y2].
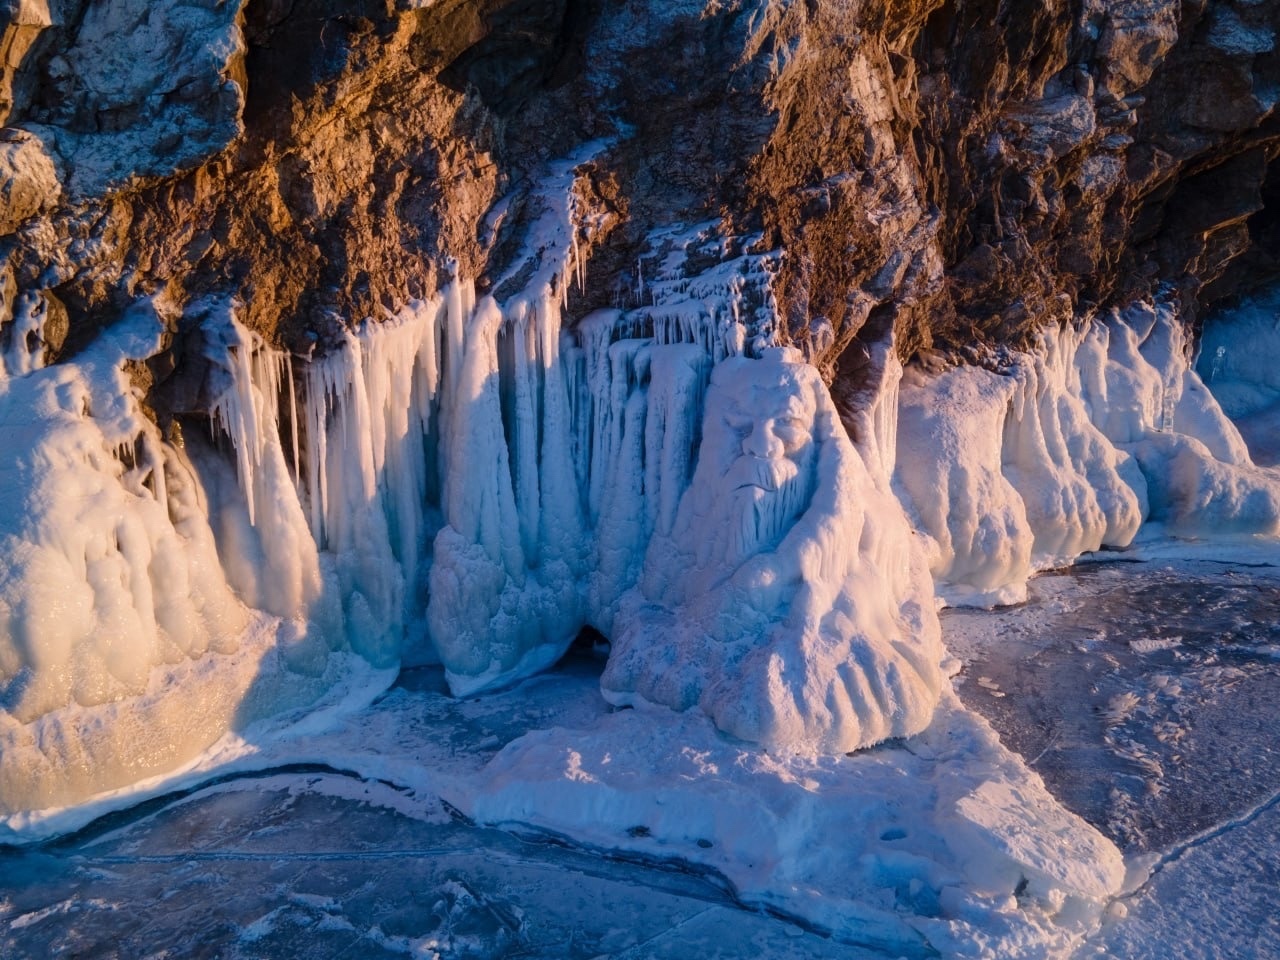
[0, 299, 351, 817]
[898, 300, 1280, 606]
[470, 690, 1125, 959]
[602, 350, 944, 753]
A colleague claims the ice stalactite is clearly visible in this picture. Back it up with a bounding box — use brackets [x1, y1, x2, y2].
[196, 272, 591, 685]
[897, 299, 1280, 607]
[424, 155, 592, 692]
[1000, 321, 1144, 566]
[295, 300, 446, 667]
[180, 200, 799, 707]
[427, 285, 589, 695]
[199, 309, 332, 648]
[896, 365, 1035, 607]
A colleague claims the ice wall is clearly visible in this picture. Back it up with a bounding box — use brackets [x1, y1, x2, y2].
[7, 175, 1277, 818]
[1197, 285, 1280, 466]
[0, 297, 341, 817]
[898, 301, 1280, 606]
[0, 168, 823, 821]
[286, 221, 788, 698]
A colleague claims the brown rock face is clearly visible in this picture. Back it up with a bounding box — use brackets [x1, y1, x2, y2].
[2, 0, 1279, 404]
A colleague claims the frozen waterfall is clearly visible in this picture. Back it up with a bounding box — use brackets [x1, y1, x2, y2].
[896, 298, 1280, 607]
[3, 169, 1280, 824]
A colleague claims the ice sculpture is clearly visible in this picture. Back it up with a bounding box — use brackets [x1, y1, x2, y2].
[602, 350, 944, 754]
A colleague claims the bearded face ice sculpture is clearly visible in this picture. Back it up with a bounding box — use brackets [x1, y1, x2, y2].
[601, 351, 943, 754]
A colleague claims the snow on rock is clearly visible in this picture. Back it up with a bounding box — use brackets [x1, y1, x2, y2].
[602, 349, 944, 753]
[898, 300, 1280, 606]
[0, 276, 61, 378]
[27, 0, 246, 201]
[469, 691, 1124, 959]
[0, 131, 60, 233]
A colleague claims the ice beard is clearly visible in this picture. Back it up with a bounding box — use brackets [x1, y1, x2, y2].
[602, 351, 944, 754]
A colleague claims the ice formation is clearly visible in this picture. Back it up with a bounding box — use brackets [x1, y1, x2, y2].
[602, 350, 944, 753]
[462, 687, 1125, 959]
[897, 300, 1280, 606]
[0, 296, 342, 817]
[4, 147, 1278, 827]
[1, 150, 840, 815]
[1197, 285, 1280, 466]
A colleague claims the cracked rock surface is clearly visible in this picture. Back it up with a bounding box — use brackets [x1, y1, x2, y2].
[1, 0, 1279, 408]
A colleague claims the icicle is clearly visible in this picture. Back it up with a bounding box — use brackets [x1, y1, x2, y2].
[285, 355, 300, 487]
[572, 227, 584, 296]
[505, 297, 543, 562]
[442, 295, 525, 576]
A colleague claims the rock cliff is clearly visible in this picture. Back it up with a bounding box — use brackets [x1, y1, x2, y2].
[3, 0, 1278, 407]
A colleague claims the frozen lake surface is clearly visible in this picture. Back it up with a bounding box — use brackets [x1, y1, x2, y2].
[2, 554, 1278, 958]
[948, 554, 1280, 960]
[946, 557, 1280, 853]
[0, 771, 868, 959]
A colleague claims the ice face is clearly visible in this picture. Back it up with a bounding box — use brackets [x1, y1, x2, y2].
[682, 359, 818, 594]
[603, 352, 945, 754]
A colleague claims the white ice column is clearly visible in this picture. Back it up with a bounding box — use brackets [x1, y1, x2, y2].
[203, 309, 329, 631]
[428, 290, 586, 695]
[897, 364, 1034, 606]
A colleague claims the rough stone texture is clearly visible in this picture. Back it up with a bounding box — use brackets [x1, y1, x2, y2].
[1, 0, 1279, 404]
